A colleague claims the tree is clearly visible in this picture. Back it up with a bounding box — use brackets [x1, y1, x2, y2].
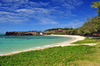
[91, 1, 100, 16]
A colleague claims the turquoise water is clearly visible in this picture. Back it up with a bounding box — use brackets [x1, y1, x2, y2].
[0, 35, 72, 54]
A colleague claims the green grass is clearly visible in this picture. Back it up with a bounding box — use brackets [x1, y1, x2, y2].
[0, 45, 98, 66]
[70, 44, 100, 66]
[92, 37, 100, 39]
[72, 37, 100, 44]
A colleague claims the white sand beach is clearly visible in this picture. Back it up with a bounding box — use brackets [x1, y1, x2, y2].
[0, 35, 85, 56]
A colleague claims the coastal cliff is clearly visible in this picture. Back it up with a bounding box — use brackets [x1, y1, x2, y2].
[5, 31, 45, 36]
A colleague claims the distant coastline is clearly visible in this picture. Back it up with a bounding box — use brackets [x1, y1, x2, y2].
[5, 31, 45, 36]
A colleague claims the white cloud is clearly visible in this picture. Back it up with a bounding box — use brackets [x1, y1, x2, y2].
[62, 3, 75, 9]
[41, 21, 58, 25]
[15, 8, 51, 21]
[16, 8, 49, 14]
[0, 11, 11, 14]
[52, 0, 83, 6]
[57, 20, 84, 28]
[1, 0, 29, 3]
[0, 0, 83, 25]
[0, 11, 29, 24]
[16, 9, 35, 14]
[67, 0, 83, 6]
[39, 18, 58, 25]
[0, 3, 2, 6]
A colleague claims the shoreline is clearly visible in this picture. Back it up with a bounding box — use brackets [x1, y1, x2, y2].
[0, 35, 85, 56]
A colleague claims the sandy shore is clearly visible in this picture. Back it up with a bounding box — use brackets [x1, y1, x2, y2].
[0, 35, 85, 56]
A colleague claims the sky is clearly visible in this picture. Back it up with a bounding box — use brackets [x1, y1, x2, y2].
[0, 0, 99, 33]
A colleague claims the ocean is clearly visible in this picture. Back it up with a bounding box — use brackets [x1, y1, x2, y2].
[0, 34, 72, 54]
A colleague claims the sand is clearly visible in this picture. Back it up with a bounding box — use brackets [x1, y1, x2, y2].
[0, 35, 85, 56]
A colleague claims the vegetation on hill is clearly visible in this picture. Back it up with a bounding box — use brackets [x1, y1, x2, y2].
[45, 28, 73, 35]
[69, 16, 100, 35]
[45, 28, 73, 31]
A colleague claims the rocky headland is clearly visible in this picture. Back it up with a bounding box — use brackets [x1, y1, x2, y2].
[5, 31, 45, 36]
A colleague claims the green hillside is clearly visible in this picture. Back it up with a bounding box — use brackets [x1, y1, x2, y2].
[68, 16, 100, 36]
[78, 16, 100, 35]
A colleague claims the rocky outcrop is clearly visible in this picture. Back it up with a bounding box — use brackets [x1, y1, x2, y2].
[5, 31, 45, 36]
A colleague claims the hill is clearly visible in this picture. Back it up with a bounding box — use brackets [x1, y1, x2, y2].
[68, 16, 100, 36]
[45, 28, 73, 35]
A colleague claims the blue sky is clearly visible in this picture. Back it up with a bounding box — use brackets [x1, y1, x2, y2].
[0, 0, 99, 33]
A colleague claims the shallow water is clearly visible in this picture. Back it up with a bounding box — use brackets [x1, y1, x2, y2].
[0, 35, 72, 54]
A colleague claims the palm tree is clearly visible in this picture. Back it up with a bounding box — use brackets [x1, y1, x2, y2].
[91, 1, 100, 16]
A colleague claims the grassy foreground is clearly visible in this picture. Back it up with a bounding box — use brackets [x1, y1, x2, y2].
[0, 37, 100, 66]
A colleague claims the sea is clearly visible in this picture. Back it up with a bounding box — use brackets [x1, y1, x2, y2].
[0, 34, 72, 54]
